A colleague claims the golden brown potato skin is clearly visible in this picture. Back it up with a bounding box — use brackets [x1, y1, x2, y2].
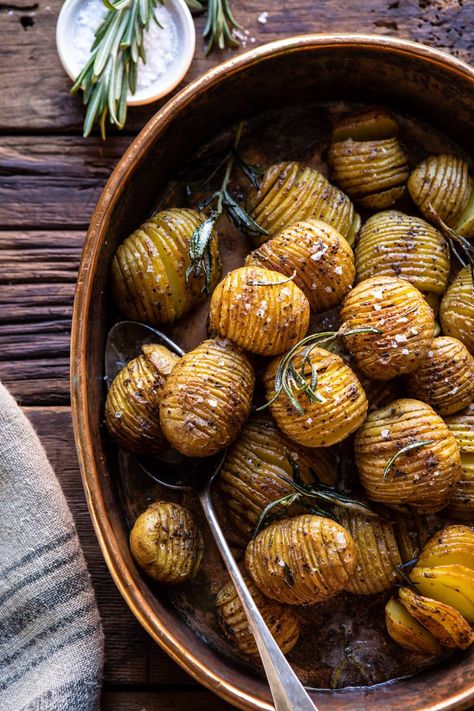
[217, 414, 336, 539]
[404, 336, 474, 415]
[130, 501, 203, 584]
[417, 525, 474, 570]
[264, 346, 368, 447]
[215, 576, 300, 656]
[385, 597, 443, 655]
[209, 266, 310, 356]
[331, 107, 399, 142]
[398, 587, 474, 650]
[245, 514, 356, 605]
[340, 275, 435, 380]
[355, 211, 450, 301]
[245, 161, 360, 246]
[337, 511, 401, 595]
[328, 137, 409, 209]
[159, 338, 254, 457]
[245, 219, 355, 312]
[445, 404, 474, 519]
[440, 267, 474, 354]
[410, 565, 474, 623]
[355, 398, 462, 514]
[408, 154, 472, 230]
[105, 344, 180, 454]
[111, 208, 220, 325]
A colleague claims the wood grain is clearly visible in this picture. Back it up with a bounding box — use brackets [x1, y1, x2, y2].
[0, 0, 473, 132]
[102, 690, 234, 709]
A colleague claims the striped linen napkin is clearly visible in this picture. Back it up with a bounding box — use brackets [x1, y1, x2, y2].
[0, 382, 103, 710]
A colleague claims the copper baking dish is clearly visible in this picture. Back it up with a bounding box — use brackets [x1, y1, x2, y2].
[70, 34, 474, 710]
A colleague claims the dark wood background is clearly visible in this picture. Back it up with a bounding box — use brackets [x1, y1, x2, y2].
[1, 1, 474, 708]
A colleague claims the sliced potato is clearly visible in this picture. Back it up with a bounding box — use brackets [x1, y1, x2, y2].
[445, 403, 474, 518]
[331, 107, 399, 142]
[440, 267, 474, 354]
[385, 597, 442, 655]
[417, 525, 474, 571]
[410, 565, 474, 623]
[399, 587, 474, 649]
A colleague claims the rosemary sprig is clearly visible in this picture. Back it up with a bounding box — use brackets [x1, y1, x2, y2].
[201, 0, 241, 55]
[71, 0, 163, 139]
[383, 440, 434, 480]
[186, 123, 267, 291]
[395, 558, 419, 593]
[427, 203, 474, 291]
[247, 270, 297, 287]
[258, 326, 382, 415]
[251, 455, 382, 538]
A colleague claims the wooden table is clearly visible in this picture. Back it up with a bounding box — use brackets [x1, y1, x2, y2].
[1, 1, 473, 708]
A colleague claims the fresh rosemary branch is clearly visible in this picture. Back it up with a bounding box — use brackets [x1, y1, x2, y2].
[383, 440, 434, 480]
[427, 203, 474, 291]
[201, 0, 241, 54]
[186, 122, 267, 291]
[71, 0, 163, 139]
[251, 455, 382, 538]
[258, 326, 382, 415]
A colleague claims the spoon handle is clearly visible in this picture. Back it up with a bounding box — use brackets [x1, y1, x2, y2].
[199, 489, 318, 711]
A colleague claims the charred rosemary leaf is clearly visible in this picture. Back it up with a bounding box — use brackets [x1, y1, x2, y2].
[427, 203, 474, 290]
[232, 148, 264, 190]
[246, 270, 297, 287]
[187, 123, 267, 291]
[383, 440, 434, 480]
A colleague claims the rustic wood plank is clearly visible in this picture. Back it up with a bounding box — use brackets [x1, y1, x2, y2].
[0, 231, 82, 404]
[0, 138, 130, 228]
[101, 690, 233, 709]
[0, 0, 473, 132]
[24, 406, 196, 687]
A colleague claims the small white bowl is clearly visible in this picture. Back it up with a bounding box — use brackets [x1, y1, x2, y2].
[56, 0, 195, 106]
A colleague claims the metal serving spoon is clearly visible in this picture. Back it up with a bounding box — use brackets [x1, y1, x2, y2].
[106, 320, 318, 711]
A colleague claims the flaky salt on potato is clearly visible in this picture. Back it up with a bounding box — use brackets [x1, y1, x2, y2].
[111, 208, 220, 325]
[217, 414, 336, 539]
[337, 510, 401, 595]
[130, 501, 203, 584]
[355, 398, 462, 514]
[245, 161, 360, 246]
[245, 219, 355, 312]
[209, 266, 310, 356]
[405, 336, 474, 415]
[159, 338, 254, 457]
[245, 514, 356, 605]
[385, 597, 442, 655]
[440, 267, 474, 354]
[398, 587, 474, 650]
[215, 576, 300, 656]
[105, 344, 179, 454]
[408, 154, 474, 238]
[445, 404, 474, 518]
[264, 346, 368, 447]
[340, 275, 435, 380]
[355, 211, 450, 306]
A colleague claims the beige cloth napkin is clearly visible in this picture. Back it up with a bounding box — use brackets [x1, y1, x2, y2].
[0, 382, 103, 710]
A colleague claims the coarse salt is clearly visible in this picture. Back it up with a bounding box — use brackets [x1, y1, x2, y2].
[73, 0, 179, 92]
[257, 11, 268, 23]
[381, 429, 390, 439]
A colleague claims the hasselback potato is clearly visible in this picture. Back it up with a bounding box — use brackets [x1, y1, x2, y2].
[445, 404, 474, 518]
[393, 511, 438, 564]
[410, 565, 474, 623]
[331, 107, 400, 142]
[340, 275, 435, 380]
[245, 219, 355, 312]
[355, 211, 450, 302]
[215, 576, 300, 656]
[399, 587, 474, 650]
[328, 137, 409, 210]
[264, 346, 368, 447]
[440, 267, 474, 354]
[130, 501, 203, 583]
[337, 510, 401, 595]
[405, 336, 474, 415]
[105, 344, 179, 454]
[245, 161, 360, 246]
[407, 154, 474, 236]
[217, 414, 336, 539]
[111, 208, 220, 325]
[159, 338, 254, 457]
[355, 398, 462, 513]
[417, 525, 474, 570]
[385, 597, 442, 655]
[209, 266, 310, 356]
[245, 514, 356, 605]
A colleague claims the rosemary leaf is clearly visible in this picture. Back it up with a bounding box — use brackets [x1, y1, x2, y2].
[203, 0, 241, 55]
[383, 440, 434, 480]
[232, 147, 264, 190]
[222, 190, 268, 236]
[247, 270, 296, 287]
[251, 493, 299, 539]
[186, 212, 218, 291]
[427, 202, 474, 290]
